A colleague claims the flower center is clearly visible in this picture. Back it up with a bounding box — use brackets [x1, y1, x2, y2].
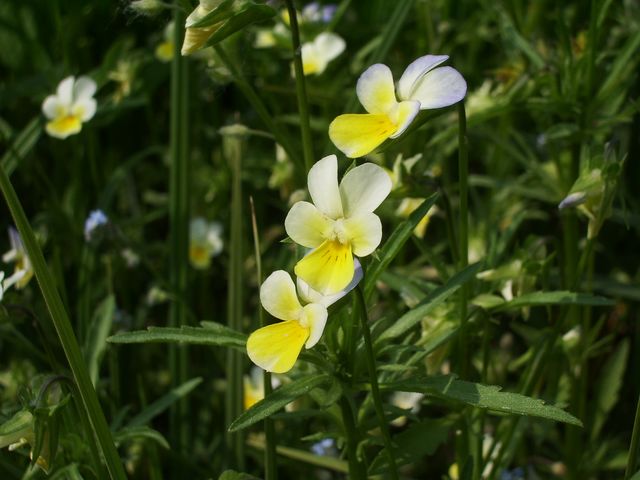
[329, 219, 349, 245]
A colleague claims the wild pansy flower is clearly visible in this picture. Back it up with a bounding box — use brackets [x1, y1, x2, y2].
[300, 32, 345, 76]
[189, 218, 223, 269]
[42, 76, 97, 139]
[329, 55, 467, 158]
[285, 154, 391, 295]
[247, 268, 360, 373]
[2, 227, 33, 290]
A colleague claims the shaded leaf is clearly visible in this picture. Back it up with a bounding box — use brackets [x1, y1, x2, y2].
[83, 295, 115, 386]
[491, 291, 614, 311]
[114, 426, 169, 449]
[204, 4, 276, 47]
[128, 377, 202, 428]
[107, 324, 246, 350]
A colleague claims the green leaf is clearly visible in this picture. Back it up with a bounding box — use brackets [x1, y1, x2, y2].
[128, 377, 202, 428]
[364, 193, 439, 298]
[0, 410, 33, 448]
[369, 419, 452, 474]
[187, 0, 236, 28]
[1, 117, 42, 177]
[376, 263, 482, 344]
[218, 470, 262, 480]
[228, 375, 330, 432]
[114, 426, 169, 449]
[107, 323, 246, 349]
[491, 291, 614, 311]
[83, 295, 116, 386]
[382, 375, 582, 426]
[204, 4, 276, 47]
[591, 339, 629, 440]
[631, 470, 640, 480]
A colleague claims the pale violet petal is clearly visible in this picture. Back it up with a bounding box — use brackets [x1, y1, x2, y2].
[339, 163, 392, 217]
[301, 303, 328, 348]
[396, 54, 449, 100]
[56, 76, 75, 106]
[284, 201, 333, 248]
[388, 100, 420, 139]
[297, 257, 362, 307]
[343, 212, 382, 257]
[260, 270, 302, 321]
[409, 66, 467, 109]
[307, 155, 343, 218]
[73, 76, 97, 101]
[356, 63, 397, 114]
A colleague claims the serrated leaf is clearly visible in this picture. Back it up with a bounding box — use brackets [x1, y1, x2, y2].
[376, 263, 482, 344]
[107, 324, 246, 349]
[369, 419, 452, 474]
[83, 295, 115, 386]
[491, 291, 614, 311]
[228, 375, 330, 432]
[382, 375, 582, 426]
[128, 377, 202, 427]
[364, 193, 439, 298]
[114, 426, 169, 449]
[591, 339, 629, 440]
[204, 4, 276, 47]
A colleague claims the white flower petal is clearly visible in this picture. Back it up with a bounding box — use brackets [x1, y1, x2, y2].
[396, 54, 449, 100]
[56, 76, 75, 106]
[73, 76, 97, 101]
[339, 163, 392, 217]
[72, 98, 97, 122]
[307, 155, 343, 218]
[408, 66, 467, 109]
[301, 43, 326, 75]
[314, 32, 345, 63]
[356, 63, 398, 114]
[260, 270, 302, 321]
[343, 213, 383, 257]
[297, 257, 362, 307]
[389, 100, 420, 139]
[42, 96, 66, 119]
[301, 303, 328, 348]
[284, 201, 333, 248]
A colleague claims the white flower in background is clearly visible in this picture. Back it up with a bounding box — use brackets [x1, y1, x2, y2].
[300, 32, 345, 76]
[254, 23, 288, 48]
[129, 0, 165, 16]
[2, 227, 33, 290]
[396, 198, 438, 239]
[189, 218, 223, 269]
[120, 248, 140, 268]
[390, 391, 424, 427]
[84, 210, 108, 241]
[42, 76, 97, 139]
[243, 365, 281, 410]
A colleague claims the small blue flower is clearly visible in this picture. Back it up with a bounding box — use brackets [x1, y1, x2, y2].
[310, 438, 337, 457]
[84, 210, 108, 241]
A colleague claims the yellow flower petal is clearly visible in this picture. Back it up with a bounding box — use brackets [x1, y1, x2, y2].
[328, 113, 396, 158]
[246, 320, 309, 373]
[260, 270, 302, 321]
[45, 115, 82, 139]
[294, 239, 354, 295]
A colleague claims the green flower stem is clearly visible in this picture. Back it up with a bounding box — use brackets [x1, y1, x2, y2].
[338, 395, 367, 480]
[0, 164, 126, 479]
[225, 131, 245, 470]
[625, 392, 640, 479]
[213, 45, 301, 175]
[169, 1, 190, 457]
[250, 197, 277, 479]
[284, 0, 314, 173]
[355, 285, 399, 480]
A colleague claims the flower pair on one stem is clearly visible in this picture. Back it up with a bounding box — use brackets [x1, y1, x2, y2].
[329, 55, 467, 158]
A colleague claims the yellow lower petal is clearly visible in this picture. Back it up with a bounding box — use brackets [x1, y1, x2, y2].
[45, 115, 82, 139]
[247, 321, 309, 373]
[328, 114, 396, 158]
[294, 239, 354, 295]
[189, 244, 211, 269]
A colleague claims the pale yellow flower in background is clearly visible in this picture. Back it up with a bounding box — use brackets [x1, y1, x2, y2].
[285, 155, 391, 295]
[300, 32, 345, 76]
[2, 227, 33, 290]
[181, 0, 223, 56]
[329, 55, 467, 158]
[189, 218, 223, 269]
[396, 198, 438, 238]
[247, 271, 328, 373]
[254, 23, 288, 48]
[243, 366, 281, 410]
[389, 391, 424, 427]
[155, 22, 175, 62]
[42, 76, 97, 139]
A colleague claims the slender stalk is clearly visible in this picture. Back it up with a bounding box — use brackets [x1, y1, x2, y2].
[213, 45, 300, 173]
[625, 392, 640, 479]
[284, 0, 314, 173]
[0, 164, 126, 479]
[355, 285, 399, 480]
[457, 102, 470, 376]
[250, 197, 277, 479]
[168, 1, 190, 457]
[224, 131, 245, 470]
[338, 396, 367, 480]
